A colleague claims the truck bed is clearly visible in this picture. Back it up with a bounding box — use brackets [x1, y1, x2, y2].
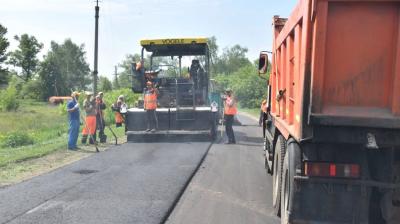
[269, 0, 400, 140]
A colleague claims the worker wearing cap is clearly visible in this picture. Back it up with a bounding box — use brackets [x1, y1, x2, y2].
[82, 91, 97, 144]
[112, 95, 127, 127]
[67, 91, 80, 150]
[96, 92, 106, 143]
[144, 81, 159, 132]
[223, 88, 237, 144]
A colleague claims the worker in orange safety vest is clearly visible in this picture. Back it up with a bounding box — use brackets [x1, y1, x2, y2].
[144, 81, 159, 132]
[223, 88, 237, 144]
[82, 91, 97, 144]
[111, 95, 127, 128]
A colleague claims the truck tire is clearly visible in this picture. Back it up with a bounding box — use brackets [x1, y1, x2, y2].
[281, 140, 301, 224]
[264, 136, 272, 174]
[272, 135, 286, 216]
[281, 153, 290, 224]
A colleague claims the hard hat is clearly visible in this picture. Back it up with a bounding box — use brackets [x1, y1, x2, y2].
[85, 91, 93, 96]
[118, 95, 124, 99]
[98, 92, 104, 96]
[225, 88, 232, 93]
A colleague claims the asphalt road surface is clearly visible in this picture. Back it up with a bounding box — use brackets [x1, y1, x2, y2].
[166, 114, 280, 224]
[0, 114, 279, 224]
[0, 142, 211, 224]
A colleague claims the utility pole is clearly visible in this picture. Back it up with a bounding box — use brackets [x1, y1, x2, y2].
[114, 66, 119, 89]
[93, 0, 99, 93]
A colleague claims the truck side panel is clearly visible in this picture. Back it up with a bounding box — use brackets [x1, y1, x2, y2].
[270, 0, 312, 141]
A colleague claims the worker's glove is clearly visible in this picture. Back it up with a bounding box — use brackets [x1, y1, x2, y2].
[74, 103, 80, 109]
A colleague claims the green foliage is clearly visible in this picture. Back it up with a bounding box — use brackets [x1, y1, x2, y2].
[0, 85, 19, 111]
[0, 24, 9, 86]
[215, 64, 267, 108]
[213, 45, 251, 76]
[102, 88, 140, 125]
[208, 36, 218, 69]
[39, 39, 91, 99]
[98, 76, 112, 92]
[58, 102, 67, 115]
[8, 34, 43, 81]
[117, 54, 141, 89]
[20, 78, 43, 100]
[1, 132, 34, 148]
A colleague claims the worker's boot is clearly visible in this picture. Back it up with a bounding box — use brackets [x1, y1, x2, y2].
[81, 135, 88, 144]
[89, 134, 96, 144]
[99, 131, 107, 143]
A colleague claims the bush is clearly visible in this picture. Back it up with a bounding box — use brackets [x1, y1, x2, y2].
[20, 78, 44, 100]
[1, 132, 34, 148]
[0, 85, 20, 111]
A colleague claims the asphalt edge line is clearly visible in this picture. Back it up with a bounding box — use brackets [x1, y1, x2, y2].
[160, 142, 213, 224]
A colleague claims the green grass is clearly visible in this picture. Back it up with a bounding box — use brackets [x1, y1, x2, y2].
[0, 99, 126, 167]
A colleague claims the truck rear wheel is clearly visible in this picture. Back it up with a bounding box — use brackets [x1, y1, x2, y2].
[272, 135, 286, 216]
[281, 156, 290, 224]
[281, 140, 301, 224]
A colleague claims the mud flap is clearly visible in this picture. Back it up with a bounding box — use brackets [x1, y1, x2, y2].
[381, 164, 400, 224]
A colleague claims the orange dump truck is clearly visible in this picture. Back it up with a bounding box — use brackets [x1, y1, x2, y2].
[259, 0, 400, 223]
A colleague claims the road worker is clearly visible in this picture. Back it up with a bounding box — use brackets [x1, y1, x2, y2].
[223, 88, 237, 144]
[259, 99, 267, 126]
[144, 81, 159, 132]
[112, 95, 127, 128]
[81, 91, 97, 144]
[96, 92, 107, 143]
[259, 99, 268, 138]
[67, 91, 80, 150]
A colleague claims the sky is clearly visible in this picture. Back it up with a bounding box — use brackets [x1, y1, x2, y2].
[0, 0, 298, 79]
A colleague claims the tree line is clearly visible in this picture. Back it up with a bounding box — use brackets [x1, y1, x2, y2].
[0, 22, 268, 109]
[0, 23, 94, 101]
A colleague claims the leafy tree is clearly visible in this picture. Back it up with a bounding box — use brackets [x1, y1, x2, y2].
[8, 34, 43, 81]
[117, 54, 141, 89]
[0, 24, 10, 85]
[208, 36, 218, 75]
[98, 76, 112, 92]
[214, 45, 251, 75]
[39, 39, 90, 99]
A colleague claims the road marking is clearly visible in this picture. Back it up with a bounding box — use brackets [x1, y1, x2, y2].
[26, 201, 64, 214]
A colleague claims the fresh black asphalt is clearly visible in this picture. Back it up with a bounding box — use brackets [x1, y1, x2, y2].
[166, 114, 280, 224]
[0, 141, 211, 224]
